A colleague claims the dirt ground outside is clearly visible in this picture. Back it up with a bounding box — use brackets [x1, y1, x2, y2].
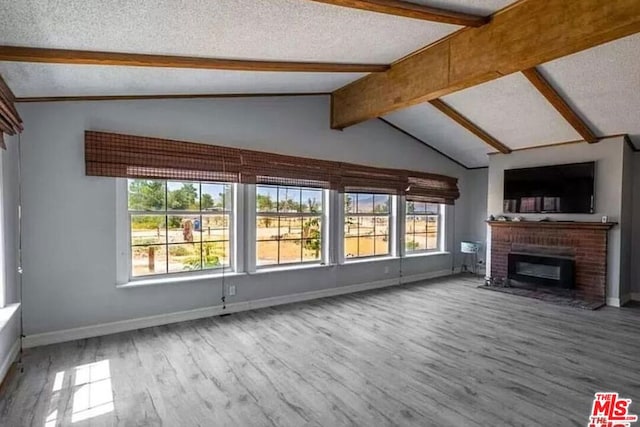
[131, 215, 438, 275]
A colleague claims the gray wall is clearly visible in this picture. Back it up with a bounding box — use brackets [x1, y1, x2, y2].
[629, 152, 640, 298]
[619, 141, 633, 300]
[16, 96, 476, 335]
[463, 168, 488, 264]
[486, 136, 628, 304]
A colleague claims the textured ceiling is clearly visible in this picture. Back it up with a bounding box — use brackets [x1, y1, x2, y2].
[0, 0, 473, 64]
[0, 0, 516, 99]
[538, 33, 640, 148]
[383, 103, 495, 168]
[1, 0, 637, 167]
[0, 63, 366, 98]
[442, 73, 581, 150]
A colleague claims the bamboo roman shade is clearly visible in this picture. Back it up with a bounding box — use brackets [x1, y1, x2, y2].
[405, 174, 460, 205]
[85, 131, 460, 204]
[0, 74, 23, 149]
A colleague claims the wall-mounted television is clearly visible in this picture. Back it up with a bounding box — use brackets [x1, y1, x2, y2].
[503, 162, 595, 214]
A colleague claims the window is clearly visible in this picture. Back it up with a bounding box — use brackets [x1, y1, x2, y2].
[405, 202, 441, 253]
[256, 185, 323, 267]
[344, 193, 391, 259]
[128, 179, 232, 277]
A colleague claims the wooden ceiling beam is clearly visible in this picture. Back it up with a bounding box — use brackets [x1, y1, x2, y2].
[0, 46, 389, 73]
[331, 0, 640, 129]
[428, 99, 511, 154]
[522, 67, 598, 143]
[309, 0, 489, 27]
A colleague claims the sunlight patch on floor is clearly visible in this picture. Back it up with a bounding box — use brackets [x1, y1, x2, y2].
[71, 360, 114, 423]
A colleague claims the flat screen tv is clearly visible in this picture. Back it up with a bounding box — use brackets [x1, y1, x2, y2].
[503, 162, 595, 214]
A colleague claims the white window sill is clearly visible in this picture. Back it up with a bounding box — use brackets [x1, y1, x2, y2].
[117, 271, 246, 289]
[0, 303, 20, 333]
[405, 251, 450, 258]
[343, 255, 398, 265]
[250, 263, 335, 275]
[342, 252, 450, 264]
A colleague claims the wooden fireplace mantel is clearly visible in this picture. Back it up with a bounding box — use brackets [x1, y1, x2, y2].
[486, 220, 617, 231]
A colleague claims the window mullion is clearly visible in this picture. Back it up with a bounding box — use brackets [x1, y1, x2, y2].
[165, 182, 169, 274]
[277, 216, 281, 264]
[397, 195, 406, 258]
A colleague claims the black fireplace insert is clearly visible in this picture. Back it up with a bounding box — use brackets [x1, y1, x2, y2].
[508, 252, 575, 288]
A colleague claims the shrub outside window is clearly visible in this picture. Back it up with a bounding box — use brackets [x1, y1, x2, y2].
[344, 193, 391, 259]
[405, 202, 441, 253]
[128, 179, 232, 277]
[256, 185, 323, 267]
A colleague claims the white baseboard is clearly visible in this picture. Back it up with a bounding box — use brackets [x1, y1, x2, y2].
[0, 338, 20, 385]
[606, 298, 621, 307]
[607, 293, 632, 307]
[23, 269, 452, 348]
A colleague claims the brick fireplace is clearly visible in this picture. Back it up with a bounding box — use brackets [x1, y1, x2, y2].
[488, 221, 616, 302]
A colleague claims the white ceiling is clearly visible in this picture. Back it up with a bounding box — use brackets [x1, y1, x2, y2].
[0, 1, 517, 64]
[442, 73, 582, 151]
[0, 0, 515, 101]
[538, 33, 640, 148]
[383, 103, 495, 168]
[0, 0, 467, 64]
[1, 0, 638, 167]
[0, 63, 366, 97]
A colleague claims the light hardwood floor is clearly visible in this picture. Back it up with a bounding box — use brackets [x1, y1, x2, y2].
[1, 276, 639, 426]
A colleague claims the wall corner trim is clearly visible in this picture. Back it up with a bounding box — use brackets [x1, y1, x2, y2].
[23, 269, 453, 348]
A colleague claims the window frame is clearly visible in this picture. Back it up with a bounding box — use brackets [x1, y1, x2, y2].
[255, 184, 326, 269]
[126, 179, 235, 280]
[343, 192, 395, 261]
[404, 201, 443, 255]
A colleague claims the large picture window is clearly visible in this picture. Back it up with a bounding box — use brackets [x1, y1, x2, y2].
[405, 202, 441, 253]
[344, 193, 391, 259]
[128, 179, 232, 277]
[256, 185, 323, 267]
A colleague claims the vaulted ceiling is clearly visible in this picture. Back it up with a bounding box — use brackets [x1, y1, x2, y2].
[0, 0, 638, 168]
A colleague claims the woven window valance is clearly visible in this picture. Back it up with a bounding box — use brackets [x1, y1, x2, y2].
[405, 174, 460, 205]
[0, 75, 23, 149]
[85, 131, 460, 204]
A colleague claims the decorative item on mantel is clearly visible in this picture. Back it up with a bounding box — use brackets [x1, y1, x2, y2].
[496, 215, 510, 222]
[486, 220, 617, 229]
[512, 216, 525, 222]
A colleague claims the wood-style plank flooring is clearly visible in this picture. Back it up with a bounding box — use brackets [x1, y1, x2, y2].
[1, 276, 640, 426]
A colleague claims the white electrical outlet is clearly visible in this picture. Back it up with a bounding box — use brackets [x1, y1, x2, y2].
[384, 266, 389, 274]
[228, 285, 236, 296]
